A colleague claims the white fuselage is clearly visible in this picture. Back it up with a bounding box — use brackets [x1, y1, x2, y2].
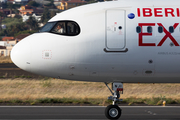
[11, 0, 180, 83]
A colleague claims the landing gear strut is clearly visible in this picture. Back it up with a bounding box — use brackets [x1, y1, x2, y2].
[104, 82, 123, 119]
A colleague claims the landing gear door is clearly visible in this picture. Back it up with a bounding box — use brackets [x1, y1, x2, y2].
[105, 9, 128, 53]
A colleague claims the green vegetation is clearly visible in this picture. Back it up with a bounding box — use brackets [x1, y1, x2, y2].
[26, 16, 39, 30]
[41, 80, 52, 87]
[0, 6, 53, 37]
[14, 30, 37, 37]
[50, 11, 57, 18]
[0, 17, 38, 37]
[2, 17, 22, 27]
[0, 0, 92, 39]
[27, 1, 40, 7]
[1, 17, 25, 36]
[0, 2, 21, 11]
[0, 98, 106, 105]
[40, 8, 51, 24]
[0, 78, 179, 106]
[14, 76, 32, 78]
[0, 97, 179, 106]
[124, 97, 179, 105]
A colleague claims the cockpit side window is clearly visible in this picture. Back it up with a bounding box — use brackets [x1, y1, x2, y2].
[39, 21, 80, 36]
[67, 22, 79, 35]
[51, 22, 66, 34]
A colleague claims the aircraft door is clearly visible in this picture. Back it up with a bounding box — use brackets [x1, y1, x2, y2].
[105, 9, 128, 52]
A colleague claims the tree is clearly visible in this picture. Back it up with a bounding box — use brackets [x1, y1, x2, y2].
[0, 2, 7, 9]
[50, 11, 56, 18]
[40, 8, 51, 24]
[14, 9, 19, 15]
[14, 14, 22, 19]
[0, 12, 5, 31]
[28, 1, 40, 7]
[26, 16, 39, 30]
[7, 3, 14, 17]
[0, 22, 28, 36]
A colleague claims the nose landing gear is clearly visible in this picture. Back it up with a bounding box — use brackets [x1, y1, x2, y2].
[104, 82, 123, 119]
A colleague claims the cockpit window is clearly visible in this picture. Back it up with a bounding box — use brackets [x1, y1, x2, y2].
[51, 22, 66, 34]
[39, 21, 80, 36]
[39, 22, 57, 32]
[67, 22, 80, 35]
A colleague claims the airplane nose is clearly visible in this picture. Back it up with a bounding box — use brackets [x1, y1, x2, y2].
[11, 39, 31, 72]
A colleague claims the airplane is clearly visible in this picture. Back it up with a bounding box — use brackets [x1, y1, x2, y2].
[10, 0, 180, 119]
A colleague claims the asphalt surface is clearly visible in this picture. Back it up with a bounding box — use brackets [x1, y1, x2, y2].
[0, 106, 180, 119]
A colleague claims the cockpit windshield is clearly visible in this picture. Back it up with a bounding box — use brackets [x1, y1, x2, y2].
[39, 22, 57, 32]
[39, 21, 80, 36]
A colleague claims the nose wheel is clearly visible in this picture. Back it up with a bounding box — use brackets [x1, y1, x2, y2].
[105, 105, 121, 119]
[104, 82, 123, 119]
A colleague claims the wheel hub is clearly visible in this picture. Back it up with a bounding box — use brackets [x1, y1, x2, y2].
[109, 108, 118, 118]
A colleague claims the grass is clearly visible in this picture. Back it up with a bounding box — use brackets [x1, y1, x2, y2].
[14, 75, 32, 78]
[0, 97, 110, 106]
[41, 80, 52, 87]
[0, 56, 12, 63]
[0, 97, 179, 106]
[0, 78, 179, 105]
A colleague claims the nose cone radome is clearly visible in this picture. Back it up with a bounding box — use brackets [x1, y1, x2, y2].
[11, 38, 31, 72]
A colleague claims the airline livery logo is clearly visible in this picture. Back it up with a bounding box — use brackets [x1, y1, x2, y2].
[137, 8, 180, 17]
[137, 8, 180, 46]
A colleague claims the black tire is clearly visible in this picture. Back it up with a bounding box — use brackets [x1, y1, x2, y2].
[105, 105, 121, 119]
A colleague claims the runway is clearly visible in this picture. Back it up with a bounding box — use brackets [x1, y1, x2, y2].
[0, 106, 180, 119]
